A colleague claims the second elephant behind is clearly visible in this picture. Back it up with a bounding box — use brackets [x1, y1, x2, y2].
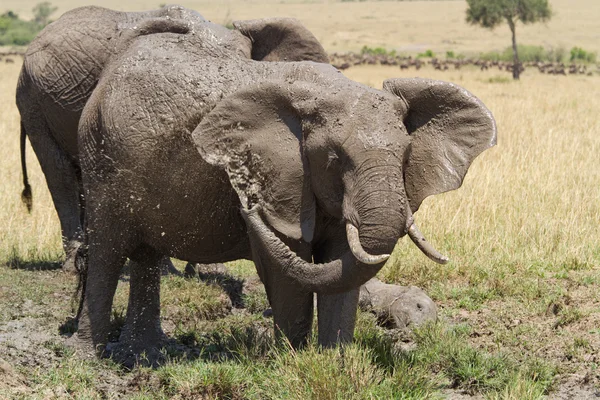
[17, 5, 328, 272]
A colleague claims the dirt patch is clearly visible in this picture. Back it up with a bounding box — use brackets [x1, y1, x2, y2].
[550, 374, 600, 400]
[442, 275, 600, 398]
[0, 357, 29, 396]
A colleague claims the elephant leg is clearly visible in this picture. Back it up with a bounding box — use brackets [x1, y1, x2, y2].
[267, 276, 314, 349]
[313, 222, 360, 347]
[23, 117, 83, 273]
[75, 231, 128, 355]
[317, 289, 360, 347]
[253, 243, 313, 348]
[160, 256, 181, 276]
[115, 245, 165, 367]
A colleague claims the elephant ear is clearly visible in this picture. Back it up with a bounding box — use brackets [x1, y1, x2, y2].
[232, 18, 329, 63]
[193, 82, 317, 243]
[383, 78, 497, 212]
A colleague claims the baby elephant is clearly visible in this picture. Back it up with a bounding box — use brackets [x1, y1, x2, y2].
[359, 279, 437, 329]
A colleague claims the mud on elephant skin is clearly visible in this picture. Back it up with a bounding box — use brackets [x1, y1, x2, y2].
[72, 19, 496, 365]
[16, 4, 328, 273]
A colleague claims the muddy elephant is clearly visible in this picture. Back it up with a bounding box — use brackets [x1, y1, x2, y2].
[16, 5, 328, 272]
[72, 17, 496, 365]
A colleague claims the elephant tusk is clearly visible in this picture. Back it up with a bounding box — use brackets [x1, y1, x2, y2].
[407, 222, 449, 265]
[346, 223, 390, 265]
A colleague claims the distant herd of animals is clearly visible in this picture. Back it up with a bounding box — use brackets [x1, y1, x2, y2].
[328, 52, 596, 76]
[2, 49, 595, 76]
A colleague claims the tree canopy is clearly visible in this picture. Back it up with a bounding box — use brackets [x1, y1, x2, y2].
[466, 0, 552, 79]
[0, 2, 57, 45]
[466, 0, 552, 28]
[32, 2, 58, 27]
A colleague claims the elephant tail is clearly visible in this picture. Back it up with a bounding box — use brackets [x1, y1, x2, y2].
[74, 243, 88, 323]
[20, 121, 33, 213]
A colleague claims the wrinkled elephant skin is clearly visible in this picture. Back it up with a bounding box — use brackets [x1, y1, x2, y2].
[72, 10, 496, 364]
[16, 5, 327, 273]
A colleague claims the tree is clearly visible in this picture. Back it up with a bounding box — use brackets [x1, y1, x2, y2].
[466, 0, 552, 80]
[32, 2, 57, 27]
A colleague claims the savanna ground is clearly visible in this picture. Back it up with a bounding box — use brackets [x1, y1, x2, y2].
[1, 0, 599, 399]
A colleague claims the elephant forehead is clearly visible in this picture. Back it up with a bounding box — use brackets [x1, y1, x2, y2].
[356, 127, 404, 150]
[339, 90, 409, 149]
[344, 114, 409, 154]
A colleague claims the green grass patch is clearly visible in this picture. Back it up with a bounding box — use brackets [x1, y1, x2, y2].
[478, 44, 582, 64]
[486, 75, 512, 84]
[360, 45, 397, 57]
[0, 3, 57, 46]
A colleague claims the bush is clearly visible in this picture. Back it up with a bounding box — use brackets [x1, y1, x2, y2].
[502, 44, 546, 63]
[570, 46, 597, 63]
[0, 12, 39, 45]
[361, 45, 396, 57]
[479, 44, 580, 64]
[479, 50, 503, 62]
[547, 46, 567, 63]
[417, 49, 435, 58]
[0, 3, 56, 46]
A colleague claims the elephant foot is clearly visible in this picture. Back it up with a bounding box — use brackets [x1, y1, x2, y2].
[160, 257, 181, 276]
[359, 278, 437, 329]
[62, 240, 83, 275]
[114, 321, 169, 369]
[183, 262, 199, 278]
[107, 337, 169, 369]
[64, 332, 101, 359]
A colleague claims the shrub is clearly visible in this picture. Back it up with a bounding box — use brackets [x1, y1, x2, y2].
[570, 46, 597, 63]
[479, 44, 586, 64]
[546, 46, 567, 63]
[0, 12, 37, 45]
[417, 49, 435, 58]
[479, 50, 503, 62]
[0, 3, 56, 46]
[502, 44, 546, 63]
[360, 45, 396, 57]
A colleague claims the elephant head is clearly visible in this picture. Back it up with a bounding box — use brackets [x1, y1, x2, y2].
[193, 75, 496, 294]
[232, 18, 329, 63]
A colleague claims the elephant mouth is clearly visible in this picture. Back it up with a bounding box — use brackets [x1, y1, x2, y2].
[345, 210, 448, 265]
[242, 204, 447, 295]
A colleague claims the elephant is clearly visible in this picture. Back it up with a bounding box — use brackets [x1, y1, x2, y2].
[359, 278, 438, 330]
[73, 19, 496, 365]
[16, 5, 328, 273]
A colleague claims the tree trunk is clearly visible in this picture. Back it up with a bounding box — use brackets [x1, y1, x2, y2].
[508, 18, 520, 80]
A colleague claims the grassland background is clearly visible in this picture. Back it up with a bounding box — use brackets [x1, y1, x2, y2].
[2, 0, 600, 55]
[1, 0, 599, 398]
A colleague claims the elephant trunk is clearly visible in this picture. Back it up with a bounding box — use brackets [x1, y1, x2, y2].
[343, 155, 408, 261]
[242, 152, 448, 294]
[242, 206, 384, 294]
[242, 155, 410, 294]
[346, 155, 448, 266]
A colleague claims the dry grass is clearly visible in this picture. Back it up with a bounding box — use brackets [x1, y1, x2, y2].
[342, 65, 600, 282]
[343, 64, 600, 393]
[2, 0, 600, 54]
[0, 61, 63, 262]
